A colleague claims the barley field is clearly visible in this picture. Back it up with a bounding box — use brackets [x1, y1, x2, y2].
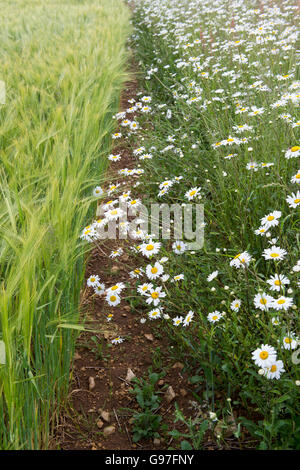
[0, 0, 129, 449]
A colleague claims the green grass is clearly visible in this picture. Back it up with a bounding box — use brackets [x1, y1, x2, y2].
[0, 0, 130, 449]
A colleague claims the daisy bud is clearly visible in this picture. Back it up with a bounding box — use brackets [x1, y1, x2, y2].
[258, 369, 265, 375]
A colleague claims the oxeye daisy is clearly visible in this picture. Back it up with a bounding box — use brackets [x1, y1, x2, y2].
[286, 191, 300, 208]
[148, 308, 162, 320]
[272, 296, 293, 311]
[106, 314, 113, 322]
[230, 299, 241, 312]
[173, 316, 183, 326]
[285, 145, 300, 159]
[137, 283, 153, 295]
[185, 187, 201, 201]
[93, 186, 103, 197]
[161, 274, 170, 282]
[262, 246, 287, 261]
[254, 292, 274, 311]
[172, 240, 186, 254]
[106, 293, 121, 307]
[146, 262, 164, 280]
[108, 154, 121, 162]
[263, 360, 285, 380]
[139, 239, 161, 258]
[94, 283, 105, 295]
[266, 274, 290, 292]
[291, 170, 300, 184]
[230, 251, 252, 269]
[87, 275, 100, 287]
[106, 283, 125, 295]
[129, 268, 144, 279]
[254, 226, 270, 236]
[207, 270, 218, 282]
[145, 286, 166, 306]
[112, 132, 122, 139]
[260, 211, 281, 228]
[183, 310, 194, 327]
[111, 337, 124, 345]
[173, 274, 184, 282]
[252, 344, 277, 368]
[109, 248, 123, 258]
[207, 311, 222, 323]
[105, 207, 125, 220]
[282, 333, 298, 350]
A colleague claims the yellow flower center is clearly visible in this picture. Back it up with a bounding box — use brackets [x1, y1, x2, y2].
[146, 244, 154, 251]
[212, 315, 218, 321]
[290, 146, 300, 152]
[259, 351, 269, 360]
[260, 298, 267, 305]
[110, 209, 118, 215]
[151, 267, 158, 274]
[270, 365, 277, 372]
[270, 253, 279, 258]
[90, 278, 95, 282]
[274, 280, 281, 286]
[277, 299, 285, 304]
[151, 292, 159, 299]
[111, 286, 118, 291]
[285, 337, 292, 344]
[110, 296, 117, 302]
[190, 190, 196, 196]
[267, 216, 274, 221]
[294, 198, 300, 204]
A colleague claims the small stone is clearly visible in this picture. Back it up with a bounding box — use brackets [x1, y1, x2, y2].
[172, 362, 184, 370]
[165, 385, 176, 403]
[103, 425, 116, 436]
[144, 333, 154, 342]
[111, 265, 119, 273]
[158, 379, 164, 387]
[96, 419, 104, 429]
[74, 352, 81, 360]
[153, 438, 161, 446]
[180, 388, 187, 397]
[88, 376, 95, 391]
[126, 368, 136, 382]
[100, 410, 110, 423]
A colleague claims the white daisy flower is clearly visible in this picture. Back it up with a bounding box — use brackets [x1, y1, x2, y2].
[173, 316, 183, 326]
[230, 251, 252, 269]
[87, 275, 100, 287]
[286, 191, 300, 208]
[282, 333, 298, 350]
[260, 211, 281, 229]
[172, 240, 187, 254]
[93, 186, 103, 197]
[262, 246, 287, 261]
[137, 283, 153, 295]
[272, 296, 294, 311]
[207, 311, 222, 323]
[139, 239, 161, 258]
[145, 286, 166, 306]
[146, 262, 164, 280]
[111, 337, 124, 344]
[285, 145, 300, 159]
[183, 311, 194, 326]
[230, 299, 241, 312]
[94, 283, 106, 295]
[266, 274, 290, 292]
[106, 293, 121, 307]
[263, 360, 285, 380]
[252, 344, 277, 368]
[148, 308, 162, 320]
[254, 292, 274, 311]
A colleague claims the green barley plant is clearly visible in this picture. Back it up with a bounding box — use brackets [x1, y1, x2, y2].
[0, 0, 130, 449]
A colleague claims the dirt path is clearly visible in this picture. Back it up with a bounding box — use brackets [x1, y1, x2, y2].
[54, 72, 201, 451]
